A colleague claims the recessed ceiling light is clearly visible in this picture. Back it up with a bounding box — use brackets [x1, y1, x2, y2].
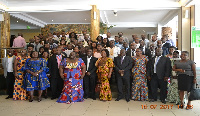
[52, 20, 53, 22]
[85, 19, 87, 20]
[17, 21, 18, 22]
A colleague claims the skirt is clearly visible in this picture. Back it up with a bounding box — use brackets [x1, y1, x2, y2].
[178, 74, 194, 92]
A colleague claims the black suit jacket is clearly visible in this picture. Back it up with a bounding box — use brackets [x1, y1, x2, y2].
[139, 46, 151, 58]
[163, 43, 171, 50]
[49, 54, 65, 78]
[82, 56, 97, 77]
[147, 56, 171, 79]
[126, 48, 135, 57]
[114, 56, 133, 77]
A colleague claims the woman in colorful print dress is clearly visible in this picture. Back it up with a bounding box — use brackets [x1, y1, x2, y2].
[131, 48, 149, 101]
[13, 49, 27, 100]
[95, 49, 113, 101]
[24, 51, 50, 102]
[57, 52, 86, 104]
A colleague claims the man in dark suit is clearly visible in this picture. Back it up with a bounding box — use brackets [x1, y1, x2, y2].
[114, 49, 133, 102]
[156, 40, 169, 56]
[139, 40, 151, 58]
[49, 47, 65, 100]
[126, 42, 136, 57]
[161, 37, 171, 51]
[147, 48, 171, 104]
[82, 49, 98, 100]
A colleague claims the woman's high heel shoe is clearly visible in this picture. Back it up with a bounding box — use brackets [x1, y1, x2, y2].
[29, 99, 33, 102]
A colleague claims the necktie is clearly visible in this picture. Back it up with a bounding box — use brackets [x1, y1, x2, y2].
[154, 56, 160, 73]
[121, 57, 124, 64]
[132, 50, 134, 56]
[35, 44, 38, 51]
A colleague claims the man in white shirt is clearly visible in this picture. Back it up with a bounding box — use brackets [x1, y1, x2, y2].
[2, 49, 16, 99]
[106, 40, 121, 60]
[149, 35, 157, 48]
[141, 34, 149, 49]
[134, 37, 140, 49]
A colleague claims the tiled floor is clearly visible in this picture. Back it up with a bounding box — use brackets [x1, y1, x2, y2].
[0, 95, 200, 116]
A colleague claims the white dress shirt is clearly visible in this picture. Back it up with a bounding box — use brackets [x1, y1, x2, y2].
[154, 56, 161, 73]
[106, 46, 121, 60]
[7, 57, 14, 72]
[87, 56, 92, 71]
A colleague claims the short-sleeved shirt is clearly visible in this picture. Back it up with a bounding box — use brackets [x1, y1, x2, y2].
[174, 60, 194, 76]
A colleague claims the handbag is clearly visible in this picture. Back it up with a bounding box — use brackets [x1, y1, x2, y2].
[189, 83, 200, 101]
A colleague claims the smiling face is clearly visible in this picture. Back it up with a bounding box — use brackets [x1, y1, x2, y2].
[136, 48, 142, 56]
[21, 49, 27, 56]
[42, 52, 49, 58]
[180, 52, 189, 60]
[101, 50, 107, 58]
[32, 51, 38, 58]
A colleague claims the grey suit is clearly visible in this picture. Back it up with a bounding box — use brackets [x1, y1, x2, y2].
[2, 56, 16, 77]
[2, 56, 16, 97]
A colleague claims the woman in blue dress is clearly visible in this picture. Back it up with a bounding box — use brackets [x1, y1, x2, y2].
[24, 51, 50, 102]
[57, 52, 86, 104]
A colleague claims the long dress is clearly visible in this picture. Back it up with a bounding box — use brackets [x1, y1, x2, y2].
[13, 56, 27, 100]
[95, 57, 113, 101]
[24, 58, 50, 91]
[167, 58, 181, 104]
[57, 58, 85, 104]
[131, 56, 148, 101]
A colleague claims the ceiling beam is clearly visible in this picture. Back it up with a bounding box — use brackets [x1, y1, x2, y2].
[159, 9, 179, 25]
[10, 13, 47, 27]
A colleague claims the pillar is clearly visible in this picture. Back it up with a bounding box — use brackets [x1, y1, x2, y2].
[0, 12, 10, 75]
[178, 7, 191, 57]
[90, 5, 100, 41]
[0, 12, 10, 57]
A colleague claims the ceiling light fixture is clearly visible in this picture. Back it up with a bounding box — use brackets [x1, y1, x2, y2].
[113, 10, 117, 16]
[85, 19, 87, 20]
[17, 21, 18, 22]
[52, 20, 53, 22]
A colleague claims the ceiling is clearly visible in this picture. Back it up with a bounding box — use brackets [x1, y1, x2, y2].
[2, 0, 183, 34]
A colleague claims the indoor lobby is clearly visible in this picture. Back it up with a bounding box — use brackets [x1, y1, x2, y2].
[0, 0, 200, 116]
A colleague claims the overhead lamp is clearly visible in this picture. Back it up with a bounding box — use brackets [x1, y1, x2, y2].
[184, 10, 189, 18]
[113, 10, 117, 16]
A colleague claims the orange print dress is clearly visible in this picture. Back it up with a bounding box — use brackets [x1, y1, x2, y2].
[95, 58, 114, 101]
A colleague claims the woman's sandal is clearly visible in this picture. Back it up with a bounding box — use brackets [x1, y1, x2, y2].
[186, 105, 193, 110]
[178, 104, 184, 109]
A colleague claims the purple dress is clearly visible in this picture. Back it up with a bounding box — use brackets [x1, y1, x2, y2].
[57, 58, 85, 104]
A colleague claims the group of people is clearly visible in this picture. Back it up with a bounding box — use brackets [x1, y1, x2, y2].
[2, 31, 196, 109]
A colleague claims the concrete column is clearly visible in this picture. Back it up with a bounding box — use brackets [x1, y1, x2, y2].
[90, 5, 100, 42]
[0, 12, 10, 57]
[178, 7, 191, 56]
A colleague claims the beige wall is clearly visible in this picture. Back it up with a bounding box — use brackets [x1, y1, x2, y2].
[10, 29, 41, 42]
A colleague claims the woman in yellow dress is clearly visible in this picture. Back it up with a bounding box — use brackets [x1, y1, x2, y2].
[13, 49, 27, 100]
[95, 49, 113, 101]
